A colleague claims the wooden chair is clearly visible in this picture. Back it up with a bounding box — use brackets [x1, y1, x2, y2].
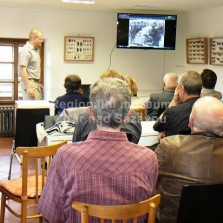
[131, 107, 147, 121]
[0, 140, 67, 223]
[72, 194, 161, 223]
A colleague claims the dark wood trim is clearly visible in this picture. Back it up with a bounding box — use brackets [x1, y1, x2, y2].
[0, 38, 45, 103]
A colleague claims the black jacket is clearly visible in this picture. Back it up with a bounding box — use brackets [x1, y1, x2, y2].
[153, 97, 199, 137]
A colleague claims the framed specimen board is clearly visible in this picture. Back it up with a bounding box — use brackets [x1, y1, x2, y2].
[64, 36, 94, 61]
[210, 37, 223, 65]
[186, 38, 208, 64]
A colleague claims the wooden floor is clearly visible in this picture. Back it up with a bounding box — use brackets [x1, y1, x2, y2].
[0, 137, 39, 223]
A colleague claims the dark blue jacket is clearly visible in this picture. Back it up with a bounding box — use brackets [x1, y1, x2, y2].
[55, 92, 89, 115]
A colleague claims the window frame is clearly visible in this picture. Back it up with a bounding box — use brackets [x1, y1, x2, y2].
[0, 38, 44, 105]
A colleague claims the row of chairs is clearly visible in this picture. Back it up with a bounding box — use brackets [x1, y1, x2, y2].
[2, 140, 223, 222]
[2, 107, 222, 222]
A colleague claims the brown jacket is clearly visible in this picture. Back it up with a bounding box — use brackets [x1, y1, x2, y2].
[155, 133, 223, 223]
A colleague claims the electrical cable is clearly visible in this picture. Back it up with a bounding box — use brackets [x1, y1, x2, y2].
[107, 42, 116, 70]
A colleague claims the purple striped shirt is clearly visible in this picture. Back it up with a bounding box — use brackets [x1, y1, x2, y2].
[38, 130, 158, 223]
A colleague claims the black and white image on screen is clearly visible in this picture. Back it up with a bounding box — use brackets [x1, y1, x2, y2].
[129, 19, 164, 48]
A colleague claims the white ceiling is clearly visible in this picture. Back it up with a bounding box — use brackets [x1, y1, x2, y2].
[0, 0, 223, 13]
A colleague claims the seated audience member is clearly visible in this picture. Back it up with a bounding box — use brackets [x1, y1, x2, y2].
[126, 75, 146, 109]
[153, 71, 202, 139]
[146, 72, 178, 120]
[99, 69, 126, 80]
[38, 78, 158, 223]
[55, 74, 89, 115]
[200, 68, 222, 99]
[73, 70, 142, 144]
[125, 75, 138, 96]
[155, 96, 223, 223]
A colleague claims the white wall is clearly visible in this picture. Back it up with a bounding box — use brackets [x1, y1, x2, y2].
[166, 8, 223, 95]
[1, 7, 174, 100]
[1, 6, 222, 100]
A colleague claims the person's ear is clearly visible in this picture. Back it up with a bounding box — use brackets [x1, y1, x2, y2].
[181, 85, 186, 95]
[88, 106, 95, 121]
[163, 81, 166, 89]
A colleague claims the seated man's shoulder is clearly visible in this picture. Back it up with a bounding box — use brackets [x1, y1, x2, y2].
[150, 92, 162, 100]
[157, 134, 223, 152]
[150, 90, 174, 101]
[201, 90, 222, 100]
[167, 100, 190, 112]
[130, 144, 157, 161]
[55, 94, 65, 101]
[155, 135, 196, 155]
[165, 134, 189, 141]
[163, 104, 181, 115]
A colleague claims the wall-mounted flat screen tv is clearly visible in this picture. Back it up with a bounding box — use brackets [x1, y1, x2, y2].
[117, 13, 177, 50]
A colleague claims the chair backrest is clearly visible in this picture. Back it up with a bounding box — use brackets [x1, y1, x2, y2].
[16, 140, 67, 203]
[81, 84, 91, 98]
[177, 183, 223, 223]
[72, 194, 160, 223]
[131, 107, 147, 121]
[15, 108, 50, 148]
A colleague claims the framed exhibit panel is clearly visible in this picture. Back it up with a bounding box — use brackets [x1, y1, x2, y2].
[186, 38, 208, 64]
[210, 37, 223, 65]
[64, 36, 94, 61]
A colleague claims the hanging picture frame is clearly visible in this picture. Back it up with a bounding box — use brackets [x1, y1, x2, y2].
[210, 37, 223, 65]
[186, 37, 208, 64]
[64, 36, 94, 61]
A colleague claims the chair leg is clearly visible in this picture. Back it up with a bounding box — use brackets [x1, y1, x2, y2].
[8, 140, 22, 180]
[21, 200, 27, 223]
[0, 193, 6, 223]
[8, 140, 15, 180]
[8, 153, 14, 180]
[39, 216, 43, 223]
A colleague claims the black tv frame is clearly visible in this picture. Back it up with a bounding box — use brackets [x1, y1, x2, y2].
[117, 13, 177, 50]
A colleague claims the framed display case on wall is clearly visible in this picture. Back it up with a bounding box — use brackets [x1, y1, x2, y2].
[64, 36, 94, 61]
[210, 37, 223, 65]
[186, 38, 208, 64]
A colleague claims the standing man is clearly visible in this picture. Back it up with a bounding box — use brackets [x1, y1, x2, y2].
[38, 78, 158, 223]
[19, 29, 44, 100]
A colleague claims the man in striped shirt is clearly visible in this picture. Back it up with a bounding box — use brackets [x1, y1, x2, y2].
[38, 78, 158, 223]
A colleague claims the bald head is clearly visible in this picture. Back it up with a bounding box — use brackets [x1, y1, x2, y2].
[29, 29, 43, 40]
[29, 29, 44, 48]
[163, 72, 178, 90]
[189, 96, 223, 136]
